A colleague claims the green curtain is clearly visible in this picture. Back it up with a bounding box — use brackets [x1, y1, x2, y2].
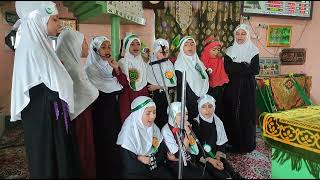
[155, 1, 241, 55]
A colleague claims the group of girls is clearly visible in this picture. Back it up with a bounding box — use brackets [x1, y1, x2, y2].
[10, 1, 259, 179]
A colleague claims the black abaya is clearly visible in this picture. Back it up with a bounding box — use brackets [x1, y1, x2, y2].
[223, 54, 260, 153]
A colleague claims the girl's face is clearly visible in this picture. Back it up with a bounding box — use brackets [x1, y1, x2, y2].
[129, 39, 141, 57]
[200, 102, 214, 119]
[81, 37, 89, 58]
[235, 29, 247, 44]
[47, 15, 60, 36]
[98, 40, 111, 60]
[209, 45, 221, 58]
[156, 46, 169, 60]
[183, 39, 196, 56]
[142, 106, 156, 127]
[175, 111, 188, 127]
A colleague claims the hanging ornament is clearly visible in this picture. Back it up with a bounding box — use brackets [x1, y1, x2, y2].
[176, 1, 193, 33]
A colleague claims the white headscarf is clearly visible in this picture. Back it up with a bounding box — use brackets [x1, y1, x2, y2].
[147, 39, 177, 87]
[14, 1, 58, 49]
[118, 34, 148, 91]
[161, 102, 188, 154]
[116, 96, 163, 155]
[194, 94, 228, 146]
[10, 1, 74, 122]
[56, 30, 99, 120]
[225, 24, 259, 63]
[174, 36, 209, 97]
[85, 36, 123, 93]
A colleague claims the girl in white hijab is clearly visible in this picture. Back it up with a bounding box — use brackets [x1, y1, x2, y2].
[85, 36, 126, 178]
[118, 34, 150, 123]
[11, 1, 79, 178]
[161, 102, 211, 179]
[56, 29, 98, 178]
[193, 94, 242, 179]
[174, 36, 209, 122]
[146, 38, 177, 128]
[223, 24, 260, 153]
[116, 96, 172, 178]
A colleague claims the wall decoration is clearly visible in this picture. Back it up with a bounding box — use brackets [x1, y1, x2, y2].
[266, 25, 292, 47]
[59, 18, 78, 32]
[258, 57, 281, 76]
[5, 12, 19, 24]
[280, 48, 306, 65]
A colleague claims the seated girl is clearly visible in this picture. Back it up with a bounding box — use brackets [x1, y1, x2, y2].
[116, 96, 173, 179]
[193, 94, 243, 179]
[161, 102, 211, 179]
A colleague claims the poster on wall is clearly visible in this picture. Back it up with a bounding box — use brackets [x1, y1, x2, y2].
[266, 25, 292, 47]
[258, 57, 281, 76]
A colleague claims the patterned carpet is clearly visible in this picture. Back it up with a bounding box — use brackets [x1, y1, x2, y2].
[0, 121, 29, 179]
[0, 123, 271, 179]
[226, 131, 272, 179]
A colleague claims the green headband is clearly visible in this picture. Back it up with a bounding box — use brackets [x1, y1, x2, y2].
[124, 34, 139, 50]
[130, 99, 153, 112]
[178, 36, 193, 49]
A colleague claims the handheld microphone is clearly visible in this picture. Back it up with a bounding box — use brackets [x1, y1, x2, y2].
[94, 47, 111, 59]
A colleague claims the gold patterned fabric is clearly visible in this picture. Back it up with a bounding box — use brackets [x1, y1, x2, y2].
[256, 75, 312, 111]
[155, 1, 241, 55]
[262, 106, 320, 154]
[270, 76, 312, 110]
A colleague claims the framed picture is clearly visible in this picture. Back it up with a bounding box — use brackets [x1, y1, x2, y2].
[266, 25, 292, 47]
[59, 18, 78, 32]
[258, 57, 281, 77]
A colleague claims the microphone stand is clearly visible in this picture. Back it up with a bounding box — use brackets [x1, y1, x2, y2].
[151, 45, 187, 179]
[178, 71, 187, 179]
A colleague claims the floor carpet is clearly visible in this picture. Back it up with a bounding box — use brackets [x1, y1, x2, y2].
[0, 122, 271, 179]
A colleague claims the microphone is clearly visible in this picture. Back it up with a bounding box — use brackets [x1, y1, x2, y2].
[203, 144, 216, 158]
[149, 58, 168, 65]
[93, 47, 111, 59]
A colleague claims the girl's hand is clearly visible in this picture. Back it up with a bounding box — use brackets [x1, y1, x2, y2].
[207, 157, 224, 171]
[147, 84, 160, 92]
[107, 58, 119, 69]
[137, 155, 150, 165]
[167, 152, 179, 161]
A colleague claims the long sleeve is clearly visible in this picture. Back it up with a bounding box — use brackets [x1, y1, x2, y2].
[113, 68, 129, 88]
[224, 54, 260, 76]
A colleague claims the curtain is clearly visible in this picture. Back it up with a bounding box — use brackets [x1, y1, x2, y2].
[155, 1, 241, 55]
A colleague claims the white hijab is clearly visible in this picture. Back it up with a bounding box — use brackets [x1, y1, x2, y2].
[10, 1, 74, 122]
[85, 36, 123, 93]
[194, 94, 228, 146]
[147, 39, 177, 87]
[161, 102, 188, 154]
[174, 36, 209, 97]
[56, 30, 99, 120]
[118, 34, 148, 91]
[225, 24, 259, 63]
[14, 1, 56, 49]
[116, 96, 163, 155]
